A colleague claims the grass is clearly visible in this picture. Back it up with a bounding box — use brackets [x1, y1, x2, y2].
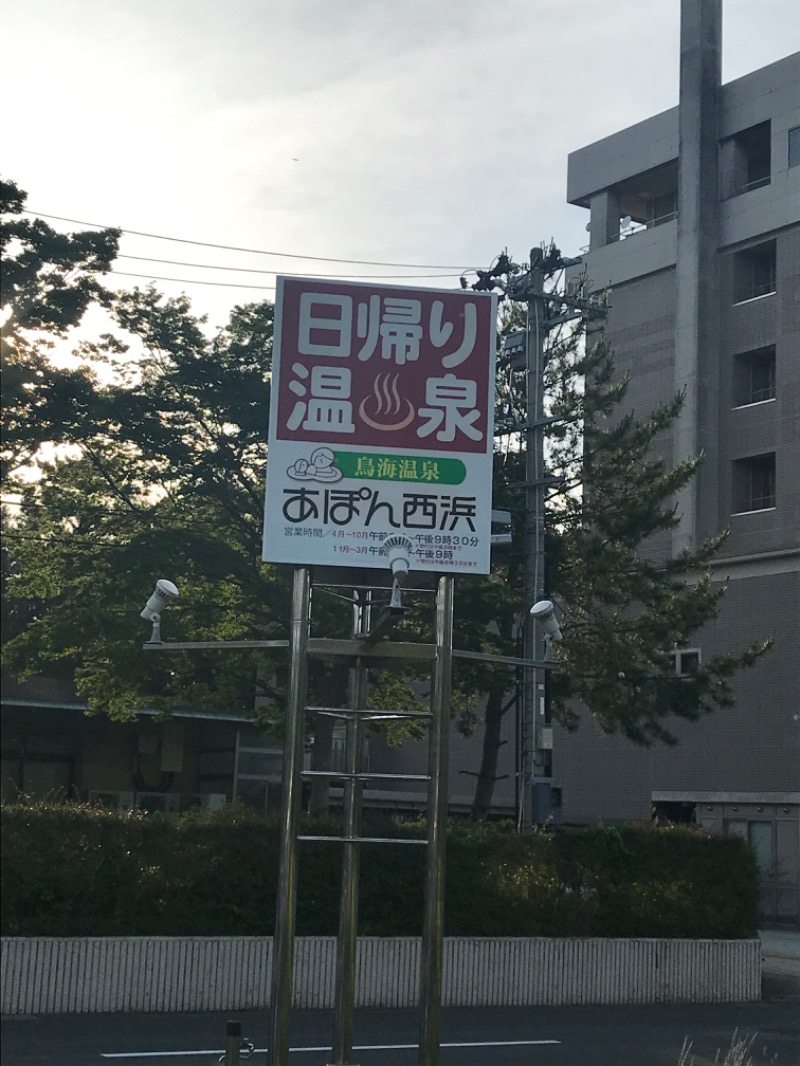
[678, 1030, 778, 1065]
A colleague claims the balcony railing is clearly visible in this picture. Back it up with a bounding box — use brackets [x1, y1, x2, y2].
[724, 175, 772, 200]
[580, 211, 678, 252]
[741, 175, 771, 193]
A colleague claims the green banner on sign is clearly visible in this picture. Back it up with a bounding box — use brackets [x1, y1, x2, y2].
[334, 452, 466, 485]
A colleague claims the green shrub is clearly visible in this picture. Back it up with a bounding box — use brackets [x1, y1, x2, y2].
[0, 803, 759, 938]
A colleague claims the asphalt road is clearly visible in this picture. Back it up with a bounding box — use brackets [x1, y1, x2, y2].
[2, 1001, 799, 1066]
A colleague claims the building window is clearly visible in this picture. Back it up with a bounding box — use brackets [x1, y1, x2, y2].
[331, 724, 347, 773]
[789, 126, 800, 169]
[747, 821, 775, 877]
[726, 819, 775, 878]
[720, 121, 771, 197]
[732, 240, 776, 303]
[672, 649, 701, 676]
[1, 732, 76, 802]
[652, 800, 696, 825]
[733, 346, 776, 406]
[330, 724, 370, 776]
[732, 453, 776, 513]
[613, 159, 679, 240]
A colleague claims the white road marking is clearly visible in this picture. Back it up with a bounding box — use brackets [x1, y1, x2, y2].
[101, 1037, 561, 1058]
[444, 1041, 560, 1048]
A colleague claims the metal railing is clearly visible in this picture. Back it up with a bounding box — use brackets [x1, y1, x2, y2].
[614, 211, 678, 241]
[579, 210, 678, 252]
[738, 175, 771, 194]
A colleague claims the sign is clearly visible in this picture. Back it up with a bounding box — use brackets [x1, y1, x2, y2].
[262, 277, 497, 574]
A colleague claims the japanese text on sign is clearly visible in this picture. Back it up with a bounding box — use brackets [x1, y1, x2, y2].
[263, 277, 496, 573]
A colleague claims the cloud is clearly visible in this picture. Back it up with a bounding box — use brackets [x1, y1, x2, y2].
[4, 0, 798, 330]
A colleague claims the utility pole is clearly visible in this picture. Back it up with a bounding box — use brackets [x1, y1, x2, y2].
[472, 246, 603, 830]
[521, 250, 546, 832]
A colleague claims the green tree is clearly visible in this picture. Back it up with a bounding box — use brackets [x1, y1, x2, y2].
[1, 177, 120, 480]
[2, 286, 289, 716]
[375, 272, 769, 819]
[1, 185, 348, 798]
[1, 196, 769, 818]
[544, 326, 769, 745]
[461, 278, 769, 817]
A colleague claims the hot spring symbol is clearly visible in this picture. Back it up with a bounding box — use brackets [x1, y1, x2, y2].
[358, 373, 415, 431]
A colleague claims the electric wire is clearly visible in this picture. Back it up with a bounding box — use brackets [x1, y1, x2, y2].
[110, 270, 276, 291]
[110, 268, 465, 293]
[21, 210, 473, 271]
[115, 255, 461, 280]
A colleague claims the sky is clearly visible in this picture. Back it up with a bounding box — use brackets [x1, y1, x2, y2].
[4, 0, 800, 332]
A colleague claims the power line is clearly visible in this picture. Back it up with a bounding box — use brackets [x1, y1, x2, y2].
[110, 270, 276, 291]
[116, 254, 461, 280]
[22, 210, 473, 271]
[110, 268, 464, 292]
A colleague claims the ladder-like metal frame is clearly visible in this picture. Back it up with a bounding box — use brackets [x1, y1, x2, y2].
[141, 571, 554, 1065]
[266, 567, 454, 1066]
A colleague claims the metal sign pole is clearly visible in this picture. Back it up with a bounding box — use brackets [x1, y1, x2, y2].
[330, 587, 370, 1066]
[418, 575, 454, 1066]
[267, 567, 311, 1066]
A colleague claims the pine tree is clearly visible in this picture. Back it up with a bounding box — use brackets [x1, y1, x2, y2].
[546, 324, 769, 744]
[463, 291, 769, 817]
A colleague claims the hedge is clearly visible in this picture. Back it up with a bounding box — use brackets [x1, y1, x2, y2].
[0, 803, 759, 938]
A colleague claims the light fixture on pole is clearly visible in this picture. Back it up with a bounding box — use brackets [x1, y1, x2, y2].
[382, 535, 413, 615]
[529, 598, 563, 658]
[140, 579, 179, 644]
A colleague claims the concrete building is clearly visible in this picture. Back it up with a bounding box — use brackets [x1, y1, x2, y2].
[0, 675, 284, 814]
[558, 3, 799, 923]
[1, 672, 516, 820]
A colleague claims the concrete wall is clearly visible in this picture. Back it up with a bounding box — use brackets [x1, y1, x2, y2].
[0, 936, 761, 1014]
[567, 108, 678, 207]
[552, 572, 799, 805]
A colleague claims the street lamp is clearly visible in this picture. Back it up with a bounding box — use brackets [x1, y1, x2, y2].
[382, 535, 413, 615]
[140, 579, 179, 644]
[529, 599, 563, 657]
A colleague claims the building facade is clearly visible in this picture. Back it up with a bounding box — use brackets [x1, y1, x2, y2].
[1, 673, 516, 821]
[558, 7, 799, 923]
[0, 676, 284, 814]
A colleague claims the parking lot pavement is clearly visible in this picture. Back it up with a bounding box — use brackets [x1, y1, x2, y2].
[761, 927, 800, 1003]
[2, 1002, 799, 1066]
[761, 928, 800, 976]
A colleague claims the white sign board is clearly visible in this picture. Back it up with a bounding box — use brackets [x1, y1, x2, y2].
[262, 277, 497, 574]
